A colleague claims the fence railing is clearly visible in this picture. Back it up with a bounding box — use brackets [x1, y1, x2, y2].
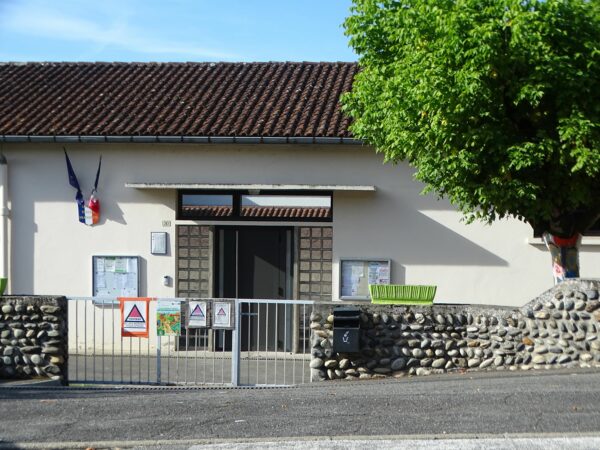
[66, 297, 313, 386]
[236, 299, 313, 386]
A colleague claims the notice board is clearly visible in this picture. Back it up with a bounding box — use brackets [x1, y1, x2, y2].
[93, 255, 140, 297]
[340, 258, 391, 300]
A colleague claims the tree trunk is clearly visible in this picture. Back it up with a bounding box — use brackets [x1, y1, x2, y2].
[542, 232, 581, 284]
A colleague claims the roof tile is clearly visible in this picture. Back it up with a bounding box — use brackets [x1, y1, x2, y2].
[181, 205, 331, 219]
[0, 62, 358, 138]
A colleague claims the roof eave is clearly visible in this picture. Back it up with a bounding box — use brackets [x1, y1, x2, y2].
[0, 135, 364, 145]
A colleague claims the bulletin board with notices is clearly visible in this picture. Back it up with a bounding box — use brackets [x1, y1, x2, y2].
[339, 258, 391, 300]
[92, 255, 140, 298]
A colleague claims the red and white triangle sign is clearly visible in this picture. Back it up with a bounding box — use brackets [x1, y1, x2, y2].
[125, 304, 145, 323]
[190, 304, 205, 318]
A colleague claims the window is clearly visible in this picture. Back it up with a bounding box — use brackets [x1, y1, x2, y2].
[179, 194, 233, 219]
[240, 194, 331, 219]
[177, 190, 332, 221]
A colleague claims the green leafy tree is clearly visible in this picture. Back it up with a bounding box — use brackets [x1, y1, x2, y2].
[343, 0, 600, 282]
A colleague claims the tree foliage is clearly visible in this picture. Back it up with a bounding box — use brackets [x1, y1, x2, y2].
[343, 0, 600, 236]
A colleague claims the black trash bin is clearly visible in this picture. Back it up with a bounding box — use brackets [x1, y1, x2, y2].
[332, 306, 361, 353]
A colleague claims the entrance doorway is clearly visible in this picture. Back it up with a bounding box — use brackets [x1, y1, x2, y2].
[214, 226, 294, 351]
[215, 226, 293, 299]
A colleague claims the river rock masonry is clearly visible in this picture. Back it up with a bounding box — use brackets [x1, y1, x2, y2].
[0, 296, 68, 383]
[310, 280, 600, 381]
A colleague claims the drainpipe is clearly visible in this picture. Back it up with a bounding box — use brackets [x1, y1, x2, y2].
[0, 153, 7, 285]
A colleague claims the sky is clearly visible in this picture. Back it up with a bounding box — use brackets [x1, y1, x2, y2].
[0, 0, 357, 62]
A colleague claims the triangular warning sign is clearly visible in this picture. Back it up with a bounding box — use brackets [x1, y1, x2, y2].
[190, 304, 205, 318]
[217, 307, 226, 316]
[125, 304, 145, 322]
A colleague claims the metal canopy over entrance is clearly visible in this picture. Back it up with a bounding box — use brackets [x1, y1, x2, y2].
[125, 182, 376, 191]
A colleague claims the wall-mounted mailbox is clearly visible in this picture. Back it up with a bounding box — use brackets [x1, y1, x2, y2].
[332, 306, 361, 353]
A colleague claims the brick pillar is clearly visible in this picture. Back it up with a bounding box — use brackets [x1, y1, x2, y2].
[176, 225, 213, 298]
[297, 226, 333, 301]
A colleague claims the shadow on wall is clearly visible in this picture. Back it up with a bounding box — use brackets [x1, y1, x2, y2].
[395, 265, 406, 284]
[400, 210, 507, 266]
[98, 200, 127, 226]
[8, 148, 175, 294]
[336, 192, 508, 267]
[12, 183, 129, 295]
[138, 257, 147, 297]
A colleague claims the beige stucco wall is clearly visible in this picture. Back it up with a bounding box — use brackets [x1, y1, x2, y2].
[3, 142, 599, 306]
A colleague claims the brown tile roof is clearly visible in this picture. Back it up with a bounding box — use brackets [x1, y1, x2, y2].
[241, 206, 331, 219]
[181, 205, 331, 219]
[181, 206, 233, 217]
[0, 62, 358, 138]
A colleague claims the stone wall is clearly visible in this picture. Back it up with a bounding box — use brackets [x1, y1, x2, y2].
[310, 280, 600, 381]
[0, 296, 68, 384]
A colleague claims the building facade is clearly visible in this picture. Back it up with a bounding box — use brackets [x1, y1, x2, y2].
[1, 62, 597, 307]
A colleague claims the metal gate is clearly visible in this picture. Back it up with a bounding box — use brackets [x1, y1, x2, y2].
[67, 297, 313, 386]
[235, 299, 313, 386]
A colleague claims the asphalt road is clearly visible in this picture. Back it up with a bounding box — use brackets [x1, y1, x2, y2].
[1, 368, 600, 449]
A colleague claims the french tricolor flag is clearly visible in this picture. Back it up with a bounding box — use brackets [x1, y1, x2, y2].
[64, 149, 102, 225]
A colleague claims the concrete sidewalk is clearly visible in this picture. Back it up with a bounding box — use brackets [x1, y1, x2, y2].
[4, 434, 600, 449]
[189, 436, 600, 450]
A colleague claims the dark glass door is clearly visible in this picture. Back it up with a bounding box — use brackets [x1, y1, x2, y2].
[237, 227, 289, 299]
[214, 226, 293, 351]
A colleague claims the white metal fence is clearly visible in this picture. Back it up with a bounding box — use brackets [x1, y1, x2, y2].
[237, 299, 313, 386]
[66, 297, 313, 386]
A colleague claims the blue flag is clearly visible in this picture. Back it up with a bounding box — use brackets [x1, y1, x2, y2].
[64, 149, 85, 224]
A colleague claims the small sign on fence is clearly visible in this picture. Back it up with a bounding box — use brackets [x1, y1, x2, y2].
[156, 299, 182, 336]
[212, 301, 234, 329]
[119, 297, 151, 338]
[187, 300, 209, 328]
